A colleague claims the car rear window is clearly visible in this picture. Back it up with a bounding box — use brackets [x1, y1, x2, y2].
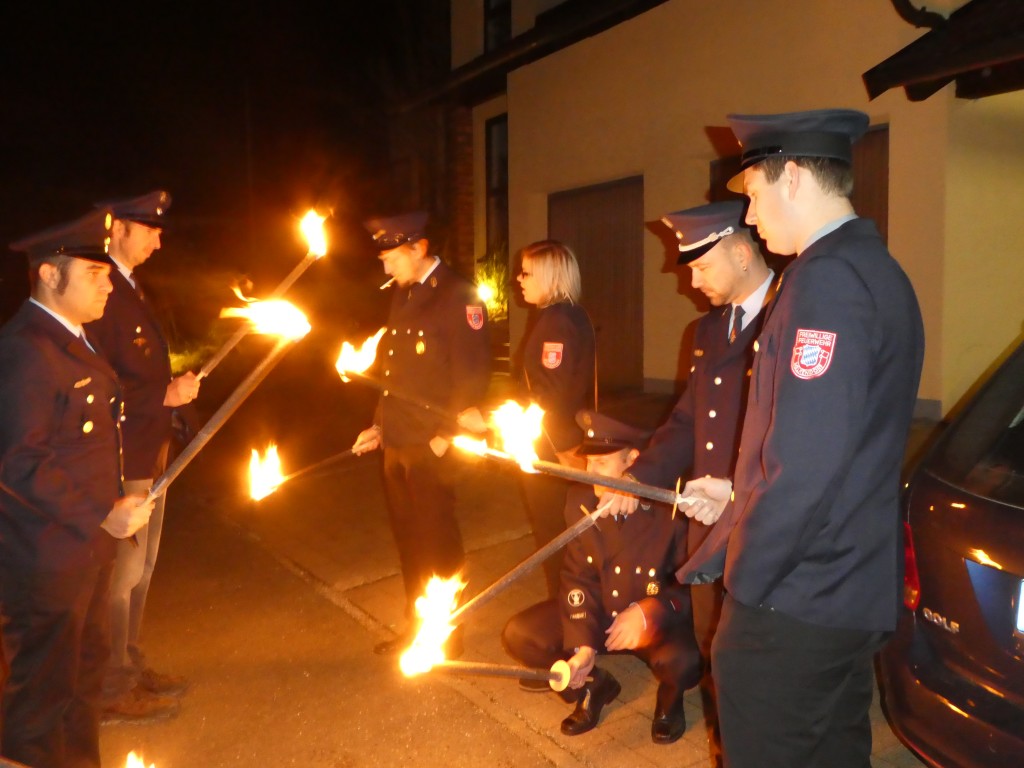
[929, 343, 1024, 507]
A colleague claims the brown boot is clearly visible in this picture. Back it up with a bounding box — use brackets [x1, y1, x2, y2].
[138, 667, 189, 697]
[102, 685, 180, 725]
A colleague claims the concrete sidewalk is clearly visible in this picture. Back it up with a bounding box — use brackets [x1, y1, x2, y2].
[97, 371, 933, 767]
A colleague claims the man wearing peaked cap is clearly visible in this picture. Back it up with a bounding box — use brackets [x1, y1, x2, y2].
[1, 213, 155, 767]
[352, 211, 491, 657]
[502, 410, 700, 745]
[86, 190, 197, 723]
[676, 109, 925, 768]
[600, 198, 774, 763]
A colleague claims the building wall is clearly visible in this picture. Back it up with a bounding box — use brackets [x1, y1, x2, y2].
[496, 0, 1005, 414]
[943, 90, 1024, 412]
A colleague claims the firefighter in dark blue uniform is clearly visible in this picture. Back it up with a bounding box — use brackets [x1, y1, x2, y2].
[503, 411, 700, 744]
[86, 190, 195, 722]
[602, 199, 776, 762]
[353, 212, 491, 656]
[1, 211, 154, 768]
[514, 240, 596, 597]
[679, 109, 925, 768]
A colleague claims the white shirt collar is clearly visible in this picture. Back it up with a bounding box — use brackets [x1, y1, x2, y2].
[733, 270, 775, 331]
[418, 256, 440, 284]
[109, 254, 135, 287]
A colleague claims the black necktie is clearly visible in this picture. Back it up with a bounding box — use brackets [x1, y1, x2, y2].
[729, 305, 745, 344]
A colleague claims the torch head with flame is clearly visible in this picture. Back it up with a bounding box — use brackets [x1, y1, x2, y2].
[399, 574, 466, 677]
[126, 752, 155, 768]
[299, 209, 328, 258]
[249, 444, 285, 501]
[491, 401, 544, 472]
[335, 327, 386, 383]
[220, 299, 311, 340]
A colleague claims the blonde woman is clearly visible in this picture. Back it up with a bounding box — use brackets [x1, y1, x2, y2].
[515, 240, 596, 597]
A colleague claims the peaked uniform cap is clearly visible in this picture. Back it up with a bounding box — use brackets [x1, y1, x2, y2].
[575, 410, 651, 456]
[363, 211, 429, 251]
[726, 108, 870, 192]
[9, 208, 111, 263]
[661, 200, 749, 264]
[97, 190, 171, 229]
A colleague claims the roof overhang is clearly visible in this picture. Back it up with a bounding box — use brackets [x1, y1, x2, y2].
[864, 0, 1024, 101]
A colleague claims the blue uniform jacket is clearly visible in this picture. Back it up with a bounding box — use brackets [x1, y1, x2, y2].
[518, 301, 595, 455]
[376, 260, 491, 447]
[0, 301, 123, 571]
[85, 267, 172, 479]
[682, 217, 924, 632]
[560, 483, 691, 651]
[629, 293, 771, 555]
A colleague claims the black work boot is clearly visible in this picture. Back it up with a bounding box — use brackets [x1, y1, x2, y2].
[651, 682, 687, 744]
[560, 667, 621, 736]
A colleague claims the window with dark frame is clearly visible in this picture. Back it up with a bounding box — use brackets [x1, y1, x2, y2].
[485, 0, 512, 52]
[485, 113, 509, 260]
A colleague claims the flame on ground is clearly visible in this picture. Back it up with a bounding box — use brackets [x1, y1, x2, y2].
[126, 752, 154, 768]
[335, 328, 386, 382]
[491, 400, 544, 472]
[220, 299, 311, 339]
[249, 444, 285, 501]
[399, 574, 466, 677]
[300, 209, 328, 258]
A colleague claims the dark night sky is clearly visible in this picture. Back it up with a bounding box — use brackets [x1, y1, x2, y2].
[0, 1, 450, 329]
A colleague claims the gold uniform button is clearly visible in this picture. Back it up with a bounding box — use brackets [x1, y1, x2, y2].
[649, 568, 656, 577]
[388, 350, 394, 356]
[747, 369, 753, 377]
[753, 340, 760, 352]
[391, 329, 397, 335]
[614, 566, 621, 574]
[709, 409, 716, 418]
[611, 590, 619, 598]
[383, 390, 390, 396]
[415, 340, 426, 355]
[120, 415, 126, 422]
[706, 442, 714, 451]
[690, 365, 696, 373]
[714, 376, 722, 385]
[636, 567, 642, 574]
[135, 326, 142, 334]
[82, 421, 94, 433]
[418, 330, 424, 336]
[586, 556, 593, 564]
[109, 396, 116, 404]
[611, 610, 618, 617]
[86, 394, 95, 404]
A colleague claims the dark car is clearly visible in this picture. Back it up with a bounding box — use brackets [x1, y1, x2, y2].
[879, 339, 1024, 767]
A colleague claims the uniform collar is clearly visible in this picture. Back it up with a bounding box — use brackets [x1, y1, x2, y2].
[733, 269, 775, 327]
[802, 214, 858, 254]
[417, 256, 441, 285]
[29, 297, 85, 339]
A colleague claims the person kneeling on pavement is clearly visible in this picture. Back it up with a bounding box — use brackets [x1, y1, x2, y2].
[502, 411, 701, 743]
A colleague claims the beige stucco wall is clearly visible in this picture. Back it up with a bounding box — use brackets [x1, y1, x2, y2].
[943, 91, 1024, 411]
[494, 0, 976, 411]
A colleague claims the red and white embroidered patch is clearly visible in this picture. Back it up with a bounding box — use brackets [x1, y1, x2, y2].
[542, 342, 564, 369]
[465, 305, 484, 330]
[791, 329, 837, 379]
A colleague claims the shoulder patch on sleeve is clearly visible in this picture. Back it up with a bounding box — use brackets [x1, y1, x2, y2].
[542, 342, 564, 369]
[791, 329, 837, 379]
[465, 306, 484, 330]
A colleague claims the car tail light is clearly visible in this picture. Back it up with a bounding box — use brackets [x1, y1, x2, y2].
[902, 521, 921, 610]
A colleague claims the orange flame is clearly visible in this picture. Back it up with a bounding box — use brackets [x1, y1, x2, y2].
[125, 752, 155, 768]
[300, 209, 328, 258]
[249, 444, 285, 501]
[335, 328, 387, 382]
[399, 574, 466, 676]
[491, 401, 544, 472]
[220, 300, 311, 339]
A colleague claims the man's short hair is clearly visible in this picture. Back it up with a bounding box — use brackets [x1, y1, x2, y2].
[758, 156, 855, 198]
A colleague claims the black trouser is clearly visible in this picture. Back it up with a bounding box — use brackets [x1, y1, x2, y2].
[712, 595, 885, 768]
[382, 443, 465, 616]
[519, 473, 569, 598]
[0, 557, 113, 768]
[502, 599, 699, 703]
